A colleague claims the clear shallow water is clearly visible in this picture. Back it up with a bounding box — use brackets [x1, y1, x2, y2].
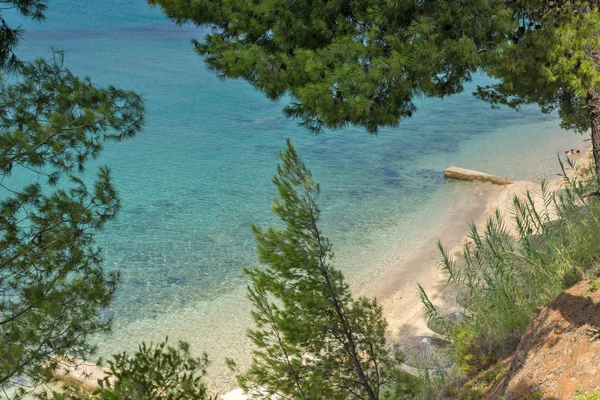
[8, 0, 587, 375]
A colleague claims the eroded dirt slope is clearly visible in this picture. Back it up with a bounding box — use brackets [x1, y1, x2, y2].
[499, 279, 600, 399]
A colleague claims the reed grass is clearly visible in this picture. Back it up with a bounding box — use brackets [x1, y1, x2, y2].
[418, 155, 600, 391]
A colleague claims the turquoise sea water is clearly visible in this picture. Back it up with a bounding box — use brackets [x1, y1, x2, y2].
[8, 0, 588, 386]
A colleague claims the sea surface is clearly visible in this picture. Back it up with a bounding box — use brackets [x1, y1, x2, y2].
[7, 0, 588, 388]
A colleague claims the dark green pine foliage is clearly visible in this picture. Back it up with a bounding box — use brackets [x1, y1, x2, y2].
[151, 0, 600, 187]
[0, 54, 144, 393]
[0, 0, 47, 72]
[148, 0, 501, 133]
[55, 339, 216, 400]
[473, 2, 600, 188]
[0, 1, 144, 392]
[237, 140, 418, 399]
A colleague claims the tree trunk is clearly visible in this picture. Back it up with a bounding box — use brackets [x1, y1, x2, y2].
[304, 187, 378, 400]
[591, 89, 600, 190]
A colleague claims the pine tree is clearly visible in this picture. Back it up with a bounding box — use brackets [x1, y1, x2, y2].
[151, 0, 600, 188]
[149, 0, 496, 133]
[0, 0, 47, 72]
[234, 140, 418, 399]
[54, 338, 216, 400]
[472, 3, 600, 191]
[0, 2, 144, 393]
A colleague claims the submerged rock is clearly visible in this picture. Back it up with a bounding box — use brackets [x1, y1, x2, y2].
[444, 166, 513, 185]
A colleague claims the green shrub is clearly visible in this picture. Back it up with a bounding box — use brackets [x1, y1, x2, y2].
[458, 388, 483, 400]
[573, 387, 600, 400]
[421, 156, 600, 376]
[452, 325, 495, 376]
[54, 338, 215, 400]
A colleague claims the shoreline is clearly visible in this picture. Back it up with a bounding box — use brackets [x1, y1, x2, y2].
[374, 141, 592, 346]
[57, 142, 591, 398]
[372, 181, 505, 341]
[217, 142, 591, 397]
[90, 136, 591, 397]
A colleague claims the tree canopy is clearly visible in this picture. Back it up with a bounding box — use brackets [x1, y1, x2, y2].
[150, 0, 505, 133]
[54, 338, 216, 400]
[0, 1, 144, 394]
[150, 0, 600, 185]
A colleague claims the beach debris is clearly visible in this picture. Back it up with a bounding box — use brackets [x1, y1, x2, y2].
[396, 336, 452, 369]
[444, 166, 513, 185]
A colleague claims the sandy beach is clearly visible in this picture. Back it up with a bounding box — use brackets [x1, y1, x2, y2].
[46, 142, 592, 400]
[216, 141, 592, 398]
[374, 142, 592, 348]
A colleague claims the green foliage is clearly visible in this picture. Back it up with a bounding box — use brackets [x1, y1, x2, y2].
[476, 3, 600, 133]
[519, 390, 544, 400]
[421, 158, 600, 377]
[234, 140, 419, 399]
[150, 0, 600, 137]
[458, 389, 482, 400]
[0, 0, 47, 72]
[573, 387, 600, 400]
[55, 339, 215, 400]
[585, 278, 599, 294]
[482, 363, 508, 386]
[457, 361, 508, 398]
[151, 0, 600, 192]
[0, 4, 144, 394]
[451, 325, 493, 377]
[149, 0, 505, 133]
[0, 53, 144, 394]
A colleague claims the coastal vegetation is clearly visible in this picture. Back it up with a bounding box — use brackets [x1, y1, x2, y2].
[419, 157, 600, 398]
[2, 0, 600, 398]
[150, 0, 600, 186]
[55, 339, 216, 400]
[0, 0, 144, 395]
[48, 148, 600, 399]
[574, 388, 600, 400]
[228, 140, 418, 399]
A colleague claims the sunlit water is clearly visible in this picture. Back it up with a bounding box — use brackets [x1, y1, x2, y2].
[8, 0, 588, 389]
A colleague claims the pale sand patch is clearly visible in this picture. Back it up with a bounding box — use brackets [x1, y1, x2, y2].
[372, 182, 505, 341]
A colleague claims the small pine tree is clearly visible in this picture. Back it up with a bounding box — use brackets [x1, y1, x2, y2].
[234, 140, 418, 399]
[1, 7, 144, 390]
[54, 338, 216, 400]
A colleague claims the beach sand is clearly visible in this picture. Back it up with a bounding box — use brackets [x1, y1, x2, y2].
[218, 173, 568, 398]
[375, 147, 592, 347]
[373, 182, 505, 341]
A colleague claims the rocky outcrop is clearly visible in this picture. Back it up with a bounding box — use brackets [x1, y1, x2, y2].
[498, 279, 600, 399]
[444, 167, 513, 185]
[52, 356, 113, 390]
